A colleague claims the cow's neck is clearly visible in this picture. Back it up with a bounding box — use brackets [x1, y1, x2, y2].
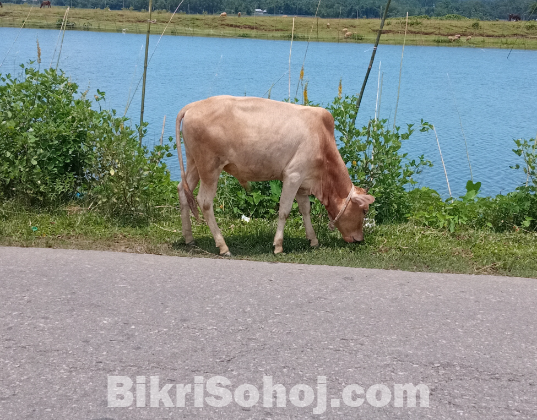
[313, 146, 353, 220]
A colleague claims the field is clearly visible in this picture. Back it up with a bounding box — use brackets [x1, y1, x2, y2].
[2, 3, 537, 49]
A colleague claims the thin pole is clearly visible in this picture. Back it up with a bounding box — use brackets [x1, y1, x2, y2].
[289, 17, 295, 101]
[529, 131, 537, 187]
[159, 115, 166, 146]
[393, 12, 408, 129]
[433, 125, 452, 200]
[56, 8, 70, 70]
[140, 0, 153, 145]
[374, 62, 381, 121]
[352, 0, 392, 127]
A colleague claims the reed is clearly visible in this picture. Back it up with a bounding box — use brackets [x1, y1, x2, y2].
[55, 7, 70, 70]
[432, 125, 453, 200]
[139, 0, 153, 145]
[393, 12, 408, 129]
[36, 37, 41, 65]
[159, 115, 166, 146]
[288, 17, 295, 101]
[0, 5, 34, 70]
[529, 131, 537, 187]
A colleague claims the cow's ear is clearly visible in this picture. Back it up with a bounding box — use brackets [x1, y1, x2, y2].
[351, 190, 375, 207]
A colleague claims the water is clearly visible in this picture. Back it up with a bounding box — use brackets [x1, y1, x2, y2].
[1, 27, 536, 197]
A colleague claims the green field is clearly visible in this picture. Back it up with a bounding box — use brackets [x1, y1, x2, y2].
[2, 4, 537, 49]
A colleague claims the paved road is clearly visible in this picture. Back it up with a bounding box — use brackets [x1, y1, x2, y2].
[1, 247, 536, 419]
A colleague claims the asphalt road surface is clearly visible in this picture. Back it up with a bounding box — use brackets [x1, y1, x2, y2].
[1, 246, 536, 419]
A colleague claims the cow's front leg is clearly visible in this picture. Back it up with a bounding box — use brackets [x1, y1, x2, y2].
[197, 179, 230, 256]
[274, 174, 302, 254]
[296, 193, 318, 247]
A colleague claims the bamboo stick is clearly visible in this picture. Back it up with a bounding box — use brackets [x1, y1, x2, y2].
[352, 0, 392, 126]
[139, 0, 153, 145]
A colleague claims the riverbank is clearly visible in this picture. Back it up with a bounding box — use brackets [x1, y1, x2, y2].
[2, 4, 537, 49]
[1, 202, 536, 278]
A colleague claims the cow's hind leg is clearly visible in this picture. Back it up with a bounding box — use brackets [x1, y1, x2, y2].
[178, 162, 200, 245]
[296, 193, 318, 247]
[274, 173, 303, 254]
[197, 175, 230, 256]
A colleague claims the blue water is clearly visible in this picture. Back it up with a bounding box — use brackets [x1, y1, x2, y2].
[1, 27, 536, 197]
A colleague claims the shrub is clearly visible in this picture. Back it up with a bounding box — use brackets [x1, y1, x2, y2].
[327, 95, 432, 223]
[0, 64, 177, 217]
[409, 182, 536, 232]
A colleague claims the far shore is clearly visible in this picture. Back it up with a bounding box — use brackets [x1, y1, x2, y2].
[1, 4, 537, 49]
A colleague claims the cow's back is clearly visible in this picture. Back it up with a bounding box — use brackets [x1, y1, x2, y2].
[181, 96, 331, 183]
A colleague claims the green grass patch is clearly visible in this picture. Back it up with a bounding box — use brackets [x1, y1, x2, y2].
[1, 202, 536, 278]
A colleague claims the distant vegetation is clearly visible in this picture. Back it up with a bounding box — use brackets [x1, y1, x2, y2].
[4, 0, 537, 20]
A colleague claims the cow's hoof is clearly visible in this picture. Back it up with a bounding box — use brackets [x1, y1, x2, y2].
[185, 240, 196, 246]
[274, 247, 284, 255]
[310, 239, 319, 248]
[220, 251, 232, 257]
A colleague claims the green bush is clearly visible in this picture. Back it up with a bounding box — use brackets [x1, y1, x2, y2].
[409, 182, 536, 232]
[214, 174, 291, 218]
[328, 95, 432, 223]
[0, 64, 177, 217]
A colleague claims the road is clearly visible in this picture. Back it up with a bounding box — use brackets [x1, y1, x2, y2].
[1, 246, 536, 419]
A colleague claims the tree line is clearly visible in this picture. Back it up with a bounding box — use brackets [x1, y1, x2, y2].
[8, 0, 537, 20]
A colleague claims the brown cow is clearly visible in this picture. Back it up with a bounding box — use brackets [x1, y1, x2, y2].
[40, 1, 51, 7]
[175, 96, 375, 256]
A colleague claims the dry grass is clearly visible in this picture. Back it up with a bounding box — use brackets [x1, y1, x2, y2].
[1, 4, 537, 49]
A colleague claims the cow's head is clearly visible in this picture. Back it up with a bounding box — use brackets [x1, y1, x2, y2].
[334, 186, 375, 243]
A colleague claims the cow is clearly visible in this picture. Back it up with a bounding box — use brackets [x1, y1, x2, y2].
[448, 36, 455, 42]
[40, 1, 51, 7]
[466, 35, 472, 41]
[453, 34, 461, 39]
[508, 14, 521, 22]
[326, 22, 330, 28]
[237, 12, 241, 17]
[0, 2, 2, 8]
[344, 31, 353, 38]
[175, 96, 375, 256]
[220, 12, 227, 17]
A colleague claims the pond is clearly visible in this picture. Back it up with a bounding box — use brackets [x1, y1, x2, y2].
[1, 27, 536, 197]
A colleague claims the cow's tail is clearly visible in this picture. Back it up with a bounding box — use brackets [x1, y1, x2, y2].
[176, 108, 199, 221]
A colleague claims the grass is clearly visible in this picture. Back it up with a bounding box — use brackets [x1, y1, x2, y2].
[2, 4, 537, 49]
[1, 201, 536, 279]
